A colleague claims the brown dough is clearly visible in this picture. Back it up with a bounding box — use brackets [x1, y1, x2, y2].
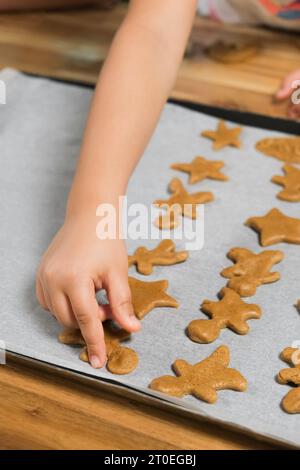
[171, 156, 228, 185]
[246, 208, 300, 246]
[221, 247, 284, 297]
[256, 137, 300, 164]
[154, 178, 214, 228]
[201, 120, 242, 151]
[206, 40, 260, 64]
[277, 347, 300, 414]
[58, 321, 138, 375]
[128, 239, 188, 275]
[129, 276, 179, 320]
[187, 287, 262, 344]
[149, 345, 247, 404]
[155, 206, 182, 230]
[272, 164, 300, 202]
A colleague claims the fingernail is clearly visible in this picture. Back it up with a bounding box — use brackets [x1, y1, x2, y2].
[129, 316, 141, 329]
[90, 355, 102, 369]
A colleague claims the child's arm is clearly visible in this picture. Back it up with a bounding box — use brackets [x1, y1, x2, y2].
[36, 0, 198, 368]
[276, 69, 300, 120]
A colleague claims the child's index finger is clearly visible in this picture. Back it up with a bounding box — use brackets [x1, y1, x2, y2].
[68, 284, 107, 368]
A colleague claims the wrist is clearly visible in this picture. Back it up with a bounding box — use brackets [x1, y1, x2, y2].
[66, 186, 126, 221]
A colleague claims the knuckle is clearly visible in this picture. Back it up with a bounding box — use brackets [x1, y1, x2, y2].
[76, 311, 91, 326]
[61, 317, 78, 329]
[42, 265, 57, 283]
[117, 297, 132, 309]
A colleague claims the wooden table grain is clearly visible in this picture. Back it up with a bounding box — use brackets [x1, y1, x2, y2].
[0, 4, 298, 118]
[0, 3, 296, 450]
[0, 357, 278, 450]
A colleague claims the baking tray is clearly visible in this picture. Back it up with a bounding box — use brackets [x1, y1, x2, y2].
[1, 69, 299, 449]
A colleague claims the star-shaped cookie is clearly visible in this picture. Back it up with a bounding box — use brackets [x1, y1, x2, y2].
[58, 321, 139, 375]
[171, 156, 228, 184]
[277, 347, 300, 414]
[272, 164, 300, 202]
[201, 120, 242, 151]
[129, 277, 179, 320]
[221, 247, 284, 297]
[246, 208, 300, 246]
[128, 240, 188, 275]
[150, 345, 247, 404]
[154, 178, 214, 220]
[187, 287, 262, 344]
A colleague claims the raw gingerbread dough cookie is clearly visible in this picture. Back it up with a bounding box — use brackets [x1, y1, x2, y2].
[129, 276, 179, 320]
[171, 156, 228, 185]
[154, 178, 214, 229]
[272, 164, 300, 202]
[256, 137, 300, 164]
[187, 287, 262, 344]
[206, 40, 260, 64]
[221, 247, 284, 297]
[201, 120, 242, 151]
[277, 347, 300, 414]
[155, 206, 182, 230]
[128, 239, 188, 275]
[59, 321, 138, 375]
[149, 345, 247, 404]
[246, 208, 300, 246]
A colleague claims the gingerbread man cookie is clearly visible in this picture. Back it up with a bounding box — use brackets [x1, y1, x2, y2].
[256, 137, 300, 164]
[150, 345, 247, 404]
[58, 321, 139, 375]
[128, 240, 188, 275]
[221, 247, 284, 297]
[246, 208, 300, 246]
[129, 277, 179, 320]
[154, 178, 213, 228]
[171, 156, 228, 185]
[206, 40, 260, 64]
[187, 288, 262, 344]
[272, 164, 300, 202]
[201, 120, 242, 151]
[277, 347, 300, 414]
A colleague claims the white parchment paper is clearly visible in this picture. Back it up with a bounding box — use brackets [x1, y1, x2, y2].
[1, 69, 299, 448]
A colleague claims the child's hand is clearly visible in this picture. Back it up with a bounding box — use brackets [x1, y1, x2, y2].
[36, 0, 197, 368]
[36, 214, 141, 369]
[276, 69, 300, 120]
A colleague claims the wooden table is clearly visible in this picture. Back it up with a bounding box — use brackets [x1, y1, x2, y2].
[0, 3, 296, 450]
[0, 356, 278, 450]
[0, 3, 298, 118]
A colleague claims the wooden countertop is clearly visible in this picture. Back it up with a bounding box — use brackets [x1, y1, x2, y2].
[0, 356, 278, 450]
[0, 3, 296, 450]
[0, 3, 299, 118]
